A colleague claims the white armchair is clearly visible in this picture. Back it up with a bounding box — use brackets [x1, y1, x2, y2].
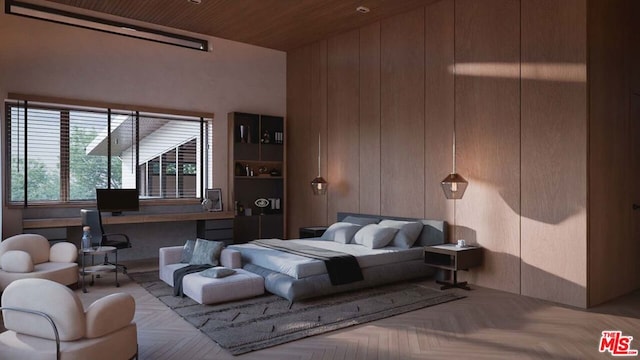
[0, 234, 78, 291]
[0, 278, 138, 360]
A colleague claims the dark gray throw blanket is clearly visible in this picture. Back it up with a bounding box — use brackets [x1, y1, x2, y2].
[173, 264, 213, 296]
[251, 239, 364, 285]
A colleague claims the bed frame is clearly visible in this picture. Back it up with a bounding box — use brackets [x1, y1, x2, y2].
[242, 213, 448, 302]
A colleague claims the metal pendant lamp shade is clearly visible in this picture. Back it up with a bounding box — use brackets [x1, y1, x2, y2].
[311, 133, 328, 195]
[441, 173, 468, 200]
[311, 176, 328, 195]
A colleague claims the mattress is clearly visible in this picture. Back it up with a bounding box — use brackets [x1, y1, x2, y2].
[228, 238, 424, 279]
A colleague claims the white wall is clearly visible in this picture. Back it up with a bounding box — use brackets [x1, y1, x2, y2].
[0, 0, 286, 237]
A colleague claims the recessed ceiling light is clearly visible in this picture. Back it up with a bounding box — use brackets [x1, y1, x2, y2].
[356, 6, 370, 14]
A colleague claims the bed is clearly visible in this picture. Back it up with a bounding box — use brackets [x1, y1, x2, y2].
[229, 212, 448, 302]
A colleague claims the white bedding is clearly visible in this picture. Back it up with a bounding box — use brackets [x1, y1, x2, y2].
[229, 238, 424, 279]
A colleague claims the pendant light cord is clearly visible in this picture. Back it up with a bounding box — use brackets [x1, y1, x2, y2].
[317, 133, 321, 177]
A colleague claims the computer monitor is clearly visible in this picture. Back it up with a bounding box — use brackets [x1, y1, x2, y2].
[96, 188, 139, 216]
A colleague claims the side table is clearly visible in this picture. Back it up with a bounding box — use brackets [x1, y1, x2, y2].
[79, 246, 119, 293]
[424, 244, 483, 290]
[299, 226, 328, 239]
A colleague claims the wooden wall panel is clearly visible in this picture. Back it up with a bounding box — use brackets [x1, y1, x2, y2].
[310, 40, 330, 226]
[286, 41, 329, 236]
[424, 0, 455, 229]
[328, 30, 361, 219]
[380, 9, 425, 218]
[588, 0, 636, 306]
[359, 23, 382, 216]
[521, 0, 587, 308]
[286, 45, 313, 237]
[455, 0, 521, 293]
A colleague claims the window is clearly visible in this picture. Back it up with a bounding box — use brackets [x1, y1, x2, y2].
[5, 98, 211, 205]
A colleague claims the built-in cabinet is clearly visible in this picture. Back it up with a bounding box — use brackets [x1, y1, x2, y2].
[228, 112, 285, 243]
[285, 0, 640, 308]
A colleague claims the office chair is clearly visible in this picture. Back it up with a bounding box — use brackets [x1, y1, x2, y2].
[80, 209, 131, 274]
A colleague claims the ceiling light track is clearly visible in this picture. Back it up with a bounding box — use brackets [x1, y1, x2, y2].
[5, 0, 209, 52]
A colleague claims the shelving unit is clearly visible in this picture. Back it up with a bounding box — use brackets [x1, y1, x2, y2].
[228, 112, 285, 243]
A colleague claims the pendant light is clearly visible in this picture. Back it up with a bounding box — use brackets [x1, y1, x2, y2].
[440, 0, 468, 200]
[311, 133, 328, 195]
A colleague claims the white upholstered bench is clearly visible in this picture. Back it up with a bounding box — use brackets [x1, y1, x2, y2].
[159, 245, 264, 305]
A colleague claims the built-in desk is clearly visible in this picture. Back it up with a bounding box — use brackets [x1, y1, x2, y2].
[23, 211, 236, 260]
[23, 211, 235, 229]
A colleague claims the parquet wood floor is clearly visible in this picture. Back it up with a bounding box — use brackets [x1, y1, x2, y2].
[69, 260, 640, 359]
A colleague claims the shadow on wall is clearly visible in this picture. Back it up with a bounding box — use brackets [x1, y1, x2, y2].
[454, 61, 587, 226]
[455, 251, 587, 308]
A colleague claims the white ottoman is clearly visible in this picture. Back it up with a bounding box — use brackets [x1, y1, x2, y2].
[182, 268, 264, 305]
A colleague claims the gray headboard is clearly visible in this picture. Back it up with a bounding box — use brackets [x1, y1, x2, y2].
[336, 212, 448, 246]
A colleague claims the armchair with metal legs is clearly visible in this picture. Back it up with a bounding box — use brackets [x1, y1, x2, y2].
[81, 209, 131, 274]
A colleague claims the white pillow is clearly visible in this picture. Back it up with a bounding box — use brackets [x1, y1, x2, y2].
[353, 224, 398, 249]
[378, 220, 423, 248]
[320, 222, 362, 244]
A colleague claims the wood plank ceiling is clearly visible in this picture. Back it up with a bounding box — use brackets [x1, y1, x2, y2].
[45, 0, 440, 51]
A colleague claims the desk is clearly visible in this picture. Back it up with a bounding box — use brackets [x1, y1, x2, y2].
[23, 211, 235, 229]
[24, 211, 236, 258]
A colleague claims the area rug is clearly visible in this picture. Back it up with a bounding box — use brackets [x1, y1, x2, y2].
[129, 271, 464, 355]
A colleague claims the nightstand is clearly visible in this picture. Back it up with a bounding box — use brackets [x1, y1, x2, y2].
[299, 226, 328, 239]
[424, 244, 483, 290]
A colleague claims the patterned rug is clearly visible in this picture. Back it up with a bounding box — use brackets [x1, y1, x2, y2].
[129, 271, 464, 355]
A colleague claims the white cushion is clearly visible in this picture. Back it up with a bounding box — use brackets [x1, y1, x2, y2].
[0, 234, 50, 267]
[86, 293, 136, 338]
[1, 250, 34, 273]
[353, 224, 398, 249]
[378, 219, 423, 248]
[320, 222, 362, 244]
[182, 268, 264, 304]
[49, 242, 78, 263]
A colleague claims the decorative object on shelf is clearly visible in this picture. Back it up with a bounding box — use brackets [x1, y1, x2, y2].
[311, 133, 328, 195]
[261, 130, 271, 143]
[235, 162, 244, 176]
[268, 198, 281, 211]
[440, 2, 468, 201]
[258, 166, 269, 175]
[274, 131, 284, 144]
[270, 168, 281, 177]
[237, 203, 244, 216]
[239, 125, 250, 143]
[255, 198, 269, 214]
[203, 188, 223, 212]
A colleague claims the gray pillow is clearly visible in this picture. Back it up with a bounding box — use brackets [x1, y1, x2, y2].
[378, 220, 423, 248]
[189, 239, 224, 266]
[180, 239, 196, 263]
[200, 266, 236, 278]
[353, 224, 398, 249]
[320, 222, 362, 244]
[342, 215, 380, 226]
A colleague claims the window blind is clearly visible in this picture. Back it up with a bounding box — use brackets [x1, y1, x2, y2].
[5, 99, 211, 206]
